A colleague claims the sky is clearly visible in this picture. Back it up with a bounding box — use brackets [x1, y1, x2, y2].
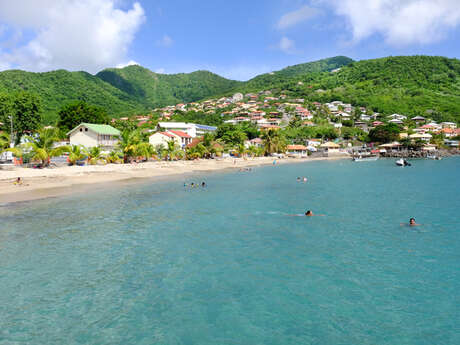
[0, 0, 459, 80]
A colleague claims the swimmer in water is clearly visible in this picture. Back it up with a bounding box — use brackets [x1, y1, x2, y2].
[201, 182, 206, 187]
[297, 177, 301, 181]
[288, 210, 324, 217]
[401, 218, 420, 226]
[409, 218, 420, 226]
[303, 177, 308, 183]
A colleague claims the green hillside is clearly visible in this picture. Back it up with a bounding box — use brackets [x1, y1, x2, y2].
[0, 70, 144, 123]
[0, 55, 459, 125]
[96, 65, 242, 108]
[0, 66, 241, 124]
[257, 56, 460, 123]
[240, 56, 354, 92]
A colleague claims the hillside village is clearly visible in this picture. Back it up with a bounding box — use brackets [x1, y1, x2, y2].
[1, 87, 459, 167]
[112, 89, 460, 154]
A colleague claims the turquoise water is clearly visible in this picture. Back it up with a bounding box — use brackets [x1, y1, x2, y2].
[1, 158, 459, 345]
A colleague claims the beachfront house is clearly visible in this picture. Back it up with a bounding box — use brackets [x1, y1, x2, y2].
[149, 131, 179, 148]
[149, 130, 192, 149]
[156, 122, 217, 138]
[68, 123, 120, 150]
[286, 145, 308, 156]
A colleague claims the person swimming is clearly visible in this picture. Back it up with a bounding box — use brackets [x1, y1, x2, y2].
[14, 177, 23, 185]
[303, 177, 308, 183]
[409, 218, 420, 226]
[201, 182, 206, 187]
[305, 210, 313, 216]
[296, 177, 301, 181]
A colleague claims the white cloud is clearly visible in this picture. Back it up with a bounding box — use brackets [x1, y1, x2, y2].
[0, 0, 145, 73]
[155, 68, 165, 74]
[116, 60, 140, 68]
[324, 0, 460, 45]
[277, 5, 320, 30]
[157, 34, 173, 47]
[278, 36, 296, 54]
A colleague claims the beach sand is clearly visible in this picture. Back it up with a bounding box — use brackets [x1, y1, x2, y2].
[0, 156, 347, 203]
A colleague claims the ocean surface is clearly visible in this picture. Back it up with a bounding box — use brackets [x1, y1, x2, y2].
[1, 158, 459, 345]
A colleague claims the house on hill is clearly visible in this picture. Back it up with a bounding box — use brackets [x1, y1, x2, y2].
[67, 123, 120, 150]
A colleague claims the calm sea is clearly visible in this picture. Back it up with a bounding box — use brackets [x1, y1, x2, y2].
[1, 158, 459, 345]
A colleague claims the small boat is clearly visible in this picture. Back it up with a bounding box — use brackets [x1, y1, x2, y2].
[426, 155, 442, 160]
[353, 155, 379, 162]
[395, 158, 411, 166]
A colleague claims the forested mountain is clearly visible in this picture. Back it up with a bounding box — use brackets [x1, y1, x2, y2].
[270, 56, 460, 123]
[0, 69, 143, 123]
[0, 67, 240, 123]
[97, 66, 241, 109]
[0, 55, 459, 124]
[240, 56, 353, 92]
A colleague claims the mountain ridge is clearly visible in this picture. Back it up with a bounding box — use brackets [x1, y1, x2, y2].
[0, 55, 459, 124]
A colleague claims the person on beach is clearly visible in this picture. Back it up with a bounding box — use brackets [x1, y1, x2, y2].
[14, 177, 23, 185]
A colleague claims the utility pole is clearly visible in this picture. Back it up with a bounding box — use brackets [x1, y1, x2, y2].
[9, 115, 14, 148]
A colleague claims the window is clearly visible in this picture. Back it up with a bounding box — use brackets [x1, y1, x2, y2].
[85, 128, 88, 132]
[80, 128, 83, 132]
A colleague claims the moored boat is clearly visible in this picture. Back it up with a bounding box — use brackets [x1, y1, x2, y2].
[353, 155, 379, 162]
[395, 158, 411, 166]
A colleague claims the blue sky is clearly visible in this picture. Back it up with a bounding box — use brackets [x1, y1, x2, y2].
[0, 0, 459, 80]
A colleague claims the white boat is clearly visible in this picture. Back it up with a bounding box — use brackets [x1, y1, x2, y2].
[395, 158, 411, 166]
[353, 155, 379, 162]
[426, 155, 442, 160]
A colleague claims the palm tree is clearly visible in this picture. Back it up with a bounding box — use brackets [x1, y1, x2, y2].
[135, 142, 154, 161]
[117, 130, 152, 163]
[235, 143, 247, 158]
[261, 129, 286, 155]
[68, 145, 89, 165]
[0, 132, 10, 152]
[164, 140, 182, 161]
[88, 146, 105, 165]
[21, 128, 68, 167]
[106, 150, 123, 164]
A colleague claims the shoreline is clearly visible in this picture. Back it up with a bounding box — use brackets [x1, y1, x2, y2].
[0, 156, 348, 204]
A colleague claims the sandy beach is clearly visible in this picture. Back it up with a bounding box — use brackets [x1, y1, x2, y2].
[0, 156, 347, 203]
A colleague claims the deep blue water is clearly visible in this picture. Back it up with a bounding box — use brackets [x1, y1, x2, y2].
[0, 158, 459, 345]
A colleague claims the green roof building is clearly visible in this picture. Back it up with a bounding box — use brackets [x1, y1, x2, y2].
[68, 123, 120, 150]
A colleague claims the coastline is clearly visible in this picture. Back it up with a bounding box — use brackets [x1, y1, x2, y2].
[0, 156, 348, 204]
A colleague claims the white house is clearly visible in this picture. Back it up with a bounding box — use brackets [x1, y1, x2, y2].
[67, 123, 120, 150]
[149, 131, 178, 148]
[388, 114, 407, 121]
[156, 122, 217, 138]
[149, 130, 192, 149]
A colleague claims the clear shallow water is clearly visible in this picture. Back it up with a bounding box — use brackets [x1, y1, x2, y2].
[0, 158, 459, 345]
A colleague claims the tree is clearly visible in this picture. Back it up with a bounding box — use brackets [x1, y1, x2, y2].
[164, 140, 182, 161]
[0, 91, 42, 144]
[21, 128, 68, 167]
[57, 101, 109, 132]
[261, 129, 286, 155]
[368, 123, 400, 143]
[87, 146, 105, 165]
[68, 145, 88, 165]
